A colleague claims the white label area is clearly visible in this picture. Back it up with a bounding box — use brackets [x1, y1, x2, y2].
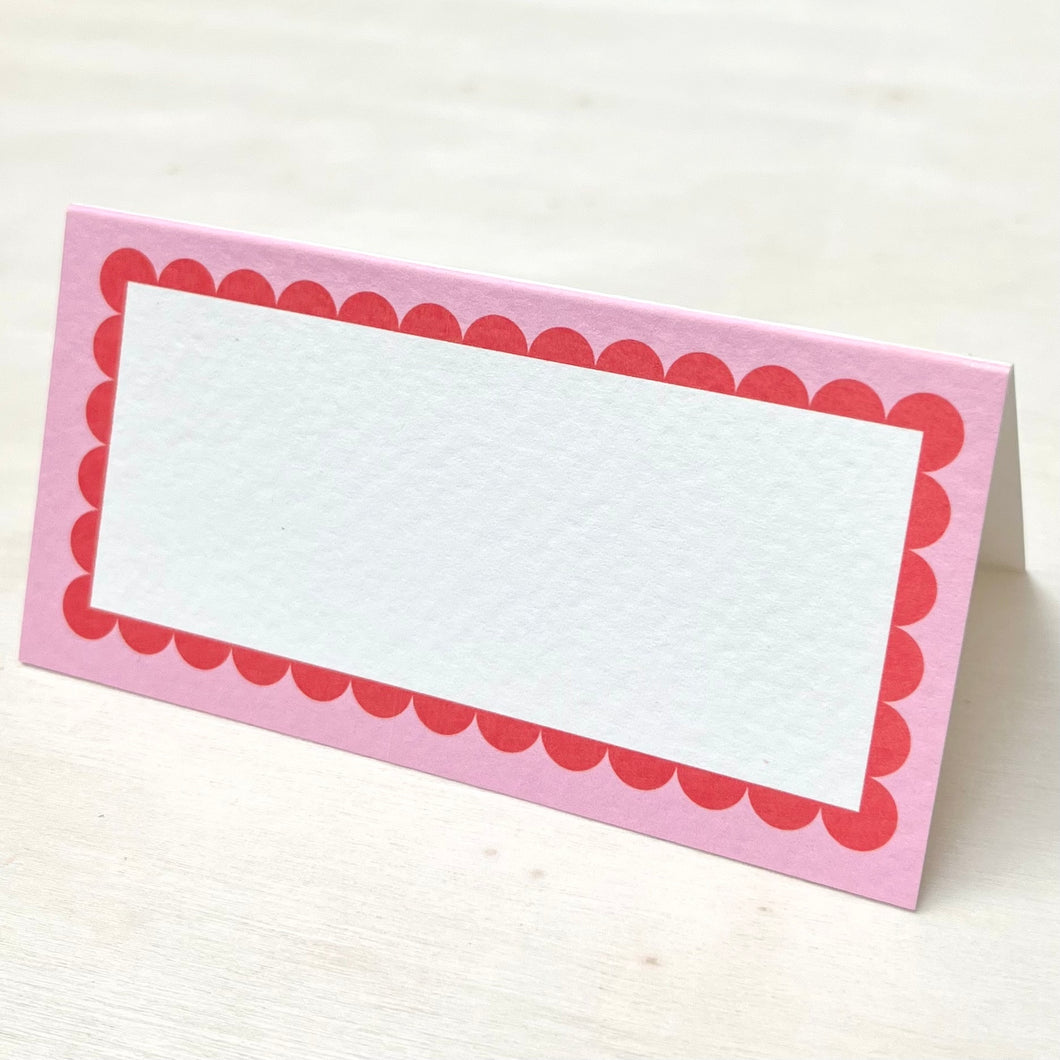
[94, 284, 922, 809]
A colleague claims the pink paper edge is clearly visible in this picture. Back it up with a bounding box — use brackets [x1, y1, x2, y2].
[20, 205, 1012, 909]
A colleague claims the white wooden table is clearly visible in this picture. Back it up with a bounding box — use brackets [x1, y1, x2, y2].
[1, 2, 1057, 1056]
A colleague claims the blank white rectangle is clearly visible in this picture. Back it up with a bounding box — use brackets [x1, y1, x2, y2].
[93, 284, 921, 808]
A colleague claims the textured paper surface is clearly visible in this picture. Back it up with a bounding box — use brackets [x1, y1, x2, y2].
[93, 284, 921, 808]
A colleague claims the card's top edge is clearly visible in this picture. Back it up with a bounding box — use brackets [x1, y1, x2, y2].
[66, 204, 1014, 375]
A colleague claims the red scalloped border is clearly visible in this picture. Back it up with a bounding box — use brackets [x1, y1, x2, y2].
[66, 248, 965, 853]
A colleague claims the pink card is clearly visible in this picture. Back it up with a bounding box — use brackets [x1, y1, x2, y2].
[21, 206, 1024, 907]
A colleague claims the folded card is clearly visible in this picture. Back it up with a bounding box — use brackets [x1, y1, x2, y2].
[21, 206, 1024, 907]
